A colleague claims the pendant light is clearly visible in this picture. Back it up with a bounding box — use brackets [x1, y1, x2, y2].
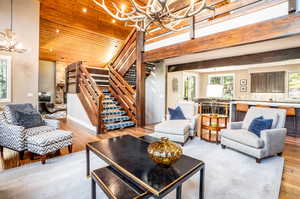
[0, 0, 26, 53]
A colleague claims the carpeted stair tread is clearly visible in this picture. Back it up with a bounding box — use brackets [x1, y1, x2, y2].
[103, 116, 130, 123]
[102, 101, 118, 105]
[104, 96, 115, 101]
[103, 92, 112, 96]
[101, 110, 126, 116]
[103, 106, 122, 110]
[105, 121, 135, 130]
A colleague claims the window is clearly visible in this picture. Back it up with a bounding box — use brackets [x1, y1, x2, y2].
[208, 74, 234, 99]
[183, 74, 197, 101]
[288, 71, 300, 99]
[0, 55, 11, 102]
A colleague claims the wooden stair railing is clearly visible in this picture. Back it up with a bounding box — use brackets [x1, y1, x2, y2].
[107, 29, 139, 125]
[109, 65, 137, 124]
[107, 29, 146, 126]
[66, 61, 105, 134]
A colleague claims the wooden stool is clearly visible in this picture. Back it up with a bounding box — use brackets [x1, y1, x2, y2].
[235, 104, 249, 121]
[278, 106, 297, 130]
[91, 166, 150, 199]
[255, 104, 271, 108]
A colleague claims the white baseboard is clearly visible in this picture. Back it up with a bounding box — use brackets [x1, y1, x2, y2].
[67, 115, 96, 133]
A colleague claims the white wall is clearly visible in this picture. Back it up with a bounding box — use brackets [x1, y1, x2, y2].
[67, 94, 96, 133]
[0, 0, 40, 106]
[145, 61, 167, 124]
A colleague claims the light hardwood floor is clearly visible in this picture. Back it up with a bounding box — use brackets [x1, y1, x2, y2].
[0, 119, 299, 199]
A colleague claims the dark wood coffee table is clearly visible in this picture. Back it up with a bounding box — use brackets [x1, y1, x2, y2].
[86, 135, 205, 199]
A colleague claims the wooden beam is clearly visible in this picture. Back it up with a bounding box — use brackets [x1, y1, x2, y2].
[168, 47, 300, 72]
[136, 31, 145, 127]
[145, 0, 263, 42]
[144, 13, 300, 62]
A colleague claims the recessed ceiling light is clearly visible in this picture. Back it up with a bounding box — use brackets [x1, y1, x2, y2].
[56, 29, 60, 33]
[112, 19, 116, 23]
[82, 7, 87, 13]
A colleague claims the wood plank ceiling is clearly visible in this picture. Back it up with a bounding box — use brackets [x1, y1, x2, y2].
[39, 0, 135, 67]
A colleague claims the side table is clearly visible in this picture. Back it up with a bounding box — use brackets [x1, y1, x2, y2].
[199, 114, 228, 144]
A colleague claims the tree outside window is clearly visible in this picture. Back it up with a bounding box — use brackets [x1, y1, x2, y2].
[288, 72, 300, 98]
[0, 55, 11, 102]
[209, 74, 234, 99]
[184, 74, 196, 101]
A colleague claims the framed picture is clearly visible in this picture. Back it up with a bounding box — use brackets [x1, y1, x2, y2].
[240, 86, 247, 92]
[240, 79, 247, 85]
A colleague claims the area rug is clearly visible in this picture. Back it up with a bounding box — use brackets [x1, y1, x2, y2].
[0, 138, 284, 199]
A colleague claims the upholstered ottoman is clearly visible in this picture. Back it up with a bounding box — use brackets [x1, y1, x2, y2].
[27, 130, 73, 164]
[152, 120, 191, 145]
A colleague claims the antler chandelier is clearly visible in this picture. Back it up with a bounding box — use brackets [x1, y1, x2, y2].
[92, 0, 214, 32]
[0, 0, 26, 53]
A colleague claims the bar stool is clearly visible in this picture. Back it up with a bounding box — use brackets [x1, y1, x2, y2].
[235, 104, 249, 121]
[255, 104, 271, 108]
[278, 106, 297, 131]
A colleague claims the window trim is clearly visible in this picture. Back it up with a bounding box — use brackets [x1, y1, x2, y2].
[288, 71, 300, 99]
[0, 55, 12, 103]
[208, 73, 235, 98]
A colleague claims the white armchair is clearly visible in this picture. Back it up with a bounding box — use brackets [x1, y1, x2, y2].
[152, 102, 199, 145]
[221, 107, 287, 163]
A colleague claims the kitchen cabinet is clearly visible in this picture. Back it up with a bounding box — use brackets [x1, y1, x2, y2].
[251, 71, 285, 93]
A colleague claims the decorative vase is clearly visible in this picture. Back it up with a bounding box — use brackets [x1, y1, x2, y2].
[147, 137, 183, 166]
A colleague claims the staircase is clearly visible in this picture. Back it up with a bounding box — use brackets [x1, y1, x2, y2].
[65, 30, 150, 134]
[101, 89, 135, 130]
[87, 67, 135, 131]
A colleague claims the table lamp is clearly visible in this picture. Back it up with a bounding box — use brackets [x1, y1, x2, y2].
[206, 85, 224, 115]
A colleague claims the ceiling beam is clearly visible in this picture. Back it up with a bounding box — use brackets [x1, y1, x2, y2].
[168, 47, 300, 72]
[144, 13, 300, 62]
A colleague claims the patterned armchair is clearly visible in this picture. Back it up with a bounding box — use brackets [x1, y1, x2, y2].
[0, 103, 60, 159]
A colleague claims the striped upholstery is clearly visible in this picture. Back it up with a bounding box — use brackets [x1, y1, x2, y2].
[0, 104, 61, 153]
[105, 121, 135, 130]
[100, 89, 135, 131]
[27, 130, 72, 155]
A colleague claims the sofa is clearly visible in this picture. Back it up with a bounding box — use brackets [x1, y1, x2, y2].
[152, 102, 199, 145]
[221, 107, 287, 163]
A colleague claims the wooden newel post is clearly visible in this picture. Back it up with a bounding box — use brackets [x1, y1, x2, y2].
[97, 94, 105, 134]
[136, 31, 145, 127]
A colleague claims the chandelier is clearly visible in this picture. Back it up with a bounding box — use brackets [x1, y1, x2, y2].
[92, 0, 215, 32]
[0, 0, 26, 53]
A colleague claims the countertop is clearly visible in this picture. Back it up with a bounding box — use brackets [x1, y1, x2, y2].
[194, 98, 300, 107]
[231, 100, 300, 108]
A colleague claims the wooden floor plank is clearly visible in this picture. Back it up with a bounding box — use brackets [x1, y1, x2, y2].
[0, 119, 299, 199]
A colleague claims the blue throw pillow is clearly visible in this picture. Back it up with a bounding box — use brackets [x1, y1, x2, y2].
[248, 116, 273, 137]
[168, 106, 186, 120]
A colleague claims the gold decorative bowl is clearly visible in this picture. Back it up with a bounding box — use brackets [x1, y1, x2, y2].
[147, 137, 183, 166]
